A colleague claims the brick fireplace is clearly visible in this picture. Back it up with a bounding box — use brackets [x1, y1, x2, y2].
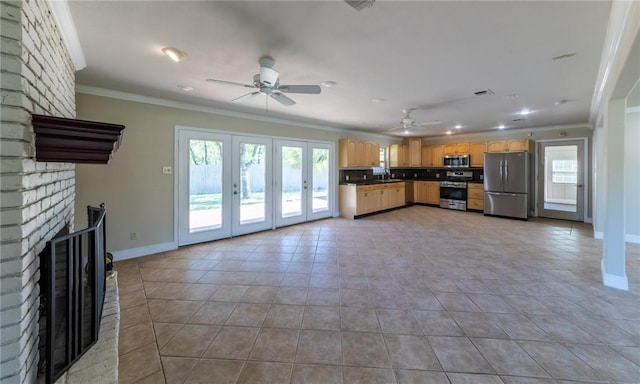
[0, 0, 77, 382]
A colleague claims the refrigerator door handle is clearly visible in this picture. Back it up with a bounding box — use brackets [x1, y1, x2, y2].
[504, 160, 508, 182]
[499, 160, 503, 180]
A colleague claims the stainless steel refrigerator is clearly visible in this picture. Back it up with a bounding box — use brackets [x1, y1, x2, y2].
[484, 152, 529, 219]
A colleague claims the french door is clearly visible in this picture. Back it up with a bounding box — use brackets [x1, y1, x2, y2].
[178, 130, 232, 245]
[275, 140, 333, 227]
[537, 140, 585, 221]
[178, 129, 333, 246]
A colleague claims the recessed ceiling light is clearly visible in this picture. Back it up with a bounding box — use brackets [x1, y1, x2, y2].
[403, 129, 409, 134]
[162, 47, 187, 62]
[498, 124, 506, 130]
[320, 81, 337, 87]
[454, 124, 462, 129]
[519, 109, 532, 116]
[372, 98, 386, 103]
[178, 85, 194, 91]
[446, 131, 452, 135]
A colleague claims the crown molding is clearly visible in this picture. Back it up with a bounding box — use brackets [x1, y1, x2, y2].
[419, 123, 592, 142]
[589, 0, 639, 125]
[75, 84, 395, 141]
[47, 0, 86, 70]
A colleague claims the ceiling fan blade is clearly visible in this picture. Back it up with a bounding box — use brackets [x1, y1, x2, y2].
[206, 79, 255, 88]
[232, 91, 260, 102]
[418, 120, 442, 127]
[270, 92, 296, 106]
[278, 85, 322, 94]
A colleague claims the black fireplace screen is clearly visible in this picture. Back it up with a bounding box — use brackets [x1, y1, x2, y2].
[38, 205, 106, 384]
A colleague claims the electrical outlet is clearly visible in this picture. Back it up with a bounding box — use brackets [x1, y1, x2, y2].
[130, 232, 137, 240]
[162, 166, 172, 175]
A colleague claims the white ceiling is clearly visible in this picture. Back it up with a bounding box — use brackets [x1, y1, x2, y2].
[68, 1, 612, 137]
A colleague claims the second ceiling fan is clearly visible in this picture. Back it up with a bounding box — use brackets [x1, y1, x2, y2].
[389, 108, 441, 132]
[206, 56, 321, 107]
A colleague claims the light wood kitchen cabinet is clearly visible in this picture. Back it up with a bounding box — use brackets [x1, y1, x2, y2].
[339, 139, 380, 167]
[444, 142, 469, 155]
[389, 144, 409, 167]
[403, 138, 422, 167]
[414, 181, 440, 205]
[467, 182, 484, 211]
[487, 139, 532, 153]
[431, 145, 444, 167]
[469, 142, 487, 168]
[421, 145, 443, 167]
[364, 141, 380, 166]
[339, 182, 406, 219]
[507, 139, 532, 152]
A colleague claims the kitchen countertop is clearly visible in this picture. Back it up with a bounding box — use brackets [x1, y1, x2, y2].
[341, 179, 484, 186]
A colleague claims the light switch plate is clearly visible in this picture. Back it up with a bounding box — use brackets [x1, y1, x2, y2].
[162, 166, 172, 175]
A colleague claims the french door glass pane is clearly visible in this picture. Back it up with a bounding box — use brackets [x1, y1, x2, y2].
[281, 146, 302, 218]
[312, 148, 329, 213]
[189, 139, 223, 232]
[544, 145, 577, 212]
[239, 143, 266, 224]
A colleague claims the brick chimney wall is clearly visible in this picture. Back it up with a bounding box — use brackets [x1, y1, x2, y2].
[1, 0, 76, 382]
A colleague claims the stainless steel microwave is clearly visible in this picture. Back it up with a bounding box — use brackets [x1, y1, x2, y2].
[443, 154, 470, 168]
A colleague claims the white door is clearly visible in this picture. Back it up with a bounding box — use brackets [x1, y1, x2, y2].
[537, 140, 585, 221]
[178, 130, 232, 245]
[231, 136, 273, 236]
[275, 140, 333, 227]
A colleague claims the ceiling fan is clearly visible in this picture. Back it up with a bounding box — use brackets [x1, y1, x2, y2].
[206, 56, 321, 107]
[389, 108, 441, 132]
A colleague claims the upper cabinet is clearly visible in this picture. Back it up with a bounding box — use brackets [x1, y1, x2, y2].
[487, 139, 533, 153]
[405, 138, 422, 167]
[421, 144, 443, 167]
[389, 144, 408, 167]
[339, 138, 380, 167]
[469, 142, 487, 168]
[444, 142, 469, 155]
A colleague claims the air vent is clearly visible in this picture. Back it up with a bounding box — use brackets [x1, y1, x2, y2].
[474, 89, 494, 96]
[345, 0, 376, 11]
[512, 118, 526, 122]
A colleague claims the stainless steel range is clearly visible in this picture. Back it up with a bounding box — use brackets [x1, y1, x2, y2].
[440, 171, 473, 211]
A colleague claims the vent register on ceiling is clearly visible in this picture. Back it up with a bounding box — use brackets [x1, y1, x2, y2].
[31, 115, 125, 164]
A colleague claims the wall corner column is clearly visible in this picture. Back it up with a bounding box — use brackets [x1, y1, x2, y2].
[601, 97, 628, 290]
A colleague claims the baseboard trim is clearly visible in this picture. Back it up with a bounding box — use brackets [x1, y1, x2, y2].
[601, 259, 629, 291]
[625, 234, 640, 244]
[111, 242, 177, 261]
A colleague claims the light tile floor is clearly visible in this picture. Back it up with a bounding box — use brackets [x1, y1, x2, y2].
[115, 206, 640, 384]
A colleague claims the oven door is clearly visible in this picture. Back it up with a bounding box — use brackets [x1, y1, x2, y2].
[440, 185, 467, 201]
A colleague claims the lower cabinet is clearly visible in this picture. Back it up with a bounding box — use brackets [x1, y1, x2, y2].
[339, 183, 406, 218]
[414, 181, 440, 205]
[467, 183, 484, 211]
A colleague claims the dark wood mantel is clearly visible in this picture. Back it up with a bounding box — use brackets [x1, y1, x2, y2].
[32, 114, 125, 164]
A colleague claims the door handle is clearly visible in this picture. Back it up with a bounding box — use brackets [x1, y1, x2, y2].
[499, 160, 503, 179]
[233, 191, 238, 195]
[576, 184, 584, 188]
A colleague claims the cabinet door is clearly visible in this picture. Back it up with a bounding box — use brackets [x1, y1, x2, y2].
[443, 144, 456, 155]
[369, 142, 380, 166]
[408, 139, 422, 166]
[426, 182, 440, 205]
[356, 189, 368, 214]
[354, 140, 366, 165]
[432, 146, 444, 167]
[455, 142, 470, 154]
[507, 139, 529, 152]
[487, 141, 507, 153]
[469, 142, 486, 167]
[421, 146, 432, 167]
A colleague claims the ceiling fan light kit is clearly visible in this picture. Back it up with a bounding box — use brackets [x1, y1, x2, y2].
[206, 56, 321, 107]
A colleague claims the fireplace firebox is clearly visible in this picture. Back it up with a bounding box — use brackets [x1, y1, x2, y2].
[38, 205, 107, 384]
